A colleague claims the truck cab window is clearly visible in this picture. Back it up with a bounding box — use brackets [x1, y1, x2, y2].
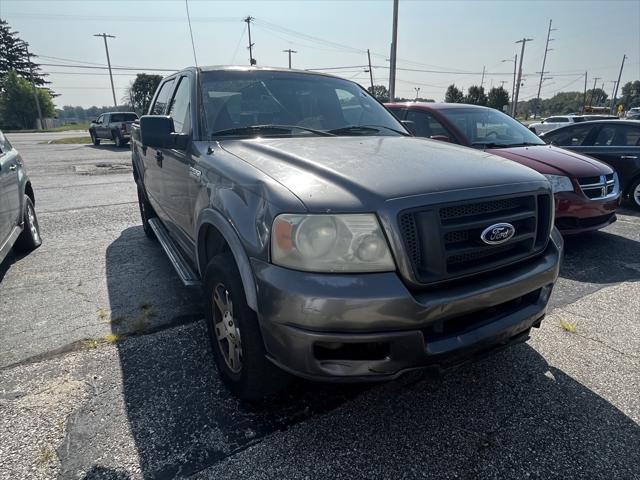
[168, 77, 191, 134]
[151, 79, 176, 115]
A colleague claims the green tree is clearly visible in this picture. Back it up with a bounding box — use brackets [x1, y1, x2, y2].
[487, 86, 510, 111]
[128, 73, 163, 114]
[0, 20, 48, 93]
[587, 87, 608, 106]
[0, 70, 54, 129]
[444, 84, 464, 103]
[620, 80, 640, 109]
[367, 84, 390, 102]
[464, 85, 488, 106]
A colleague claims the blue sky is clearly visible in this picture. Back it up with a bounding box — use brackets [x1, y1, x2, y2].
[1, 0, 639, 107]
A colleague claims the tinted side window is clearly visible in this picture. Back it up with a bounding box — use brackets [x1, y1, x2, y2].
[612, 124, 640, 146]
[405, 110, 450, 138]
[110, 113, 138, 122]
[547, 124, 596, 146]
[97, 115, 104, 123]
[168, 77, 191, 134]
[151, 79, 176, 115]
[547, 117, 568, 123]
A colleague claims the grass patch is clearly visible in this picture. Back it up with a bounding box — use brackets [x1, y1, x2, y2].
[560, 319, 578, 333]
[96, 308, 110, 321]
[103, 333, 120, 344]
[36, 446, 55, 466]
[43, 136, 92, 145]
[81, 339, 99, 350]
[6, 123, 89, 133]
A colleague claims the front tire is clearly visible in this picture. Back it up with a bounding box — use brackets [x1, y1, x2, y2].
[90, 130, 100, 146]
[204, 253, 290, 400]
[14, 195, 42, 254]
[137, 185, 156, 239]
[629, 178, 640, 210]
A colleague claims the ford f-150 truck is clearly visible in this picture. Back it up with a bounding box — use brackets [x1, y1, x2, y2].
[89, 112, 139, 147]
[131, 66, 563, 399]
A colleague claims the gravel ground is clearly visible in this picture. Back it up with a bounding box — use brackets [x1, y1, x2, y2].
[0, 133, 638, 479]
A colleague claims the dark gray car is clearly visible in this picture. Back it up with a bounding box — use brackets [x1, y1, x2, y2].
[89, 112, 139, 147]
[131, 67, 563, 399]
[0, 130, 41, 266]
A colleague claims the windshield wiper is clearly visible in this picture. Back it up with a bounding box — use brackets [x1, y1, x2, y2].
[211, 124, 334, 138]
[327, 125, 409, 136]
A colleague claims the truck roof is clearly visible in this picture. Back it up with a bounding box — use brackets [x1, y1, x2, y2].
[174, 65, 349, 82]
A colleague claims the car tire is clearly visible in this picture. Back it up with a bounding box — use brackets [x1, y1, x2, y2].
[137, 185, 157, 240]
[90, 130, 100, 146]
[204, 253, 291, 400]
[114, 132, 123, 148]
[13, 195, 42, 254]
[629, 178, 640, 210]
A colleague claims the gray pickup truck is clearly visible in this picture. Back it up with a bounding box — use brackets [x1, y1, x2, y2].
[89, 112, 139, 147]
[131, 66, 563, 399]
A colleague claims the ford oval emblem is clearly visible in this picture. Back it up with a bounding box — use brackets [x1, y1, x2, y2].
[480, 223, 515, 245]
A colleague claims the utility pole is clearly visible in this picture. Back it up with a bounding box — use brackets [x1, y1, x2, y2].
[582, 71, 588, 113]
[93, 33, 117, 108]
[414, 87, 420, 100]
[282, 48, 297, 69]
[480, 65, 486, 89]
[243, 16, 256, 65]
[609, 80, 618, 110]
[533, 19, 556, 118]
[23, 44, 44, 130]
[588, 76, 601, 107]
[610, 54, 626, 114]
[388, 0, 399, 102]
[366, 49, 375, 94]
[513, 37, 533, 118]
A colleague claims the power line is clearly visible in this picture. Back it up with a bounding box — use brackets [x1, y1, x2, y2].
[39, 63, 178, 72]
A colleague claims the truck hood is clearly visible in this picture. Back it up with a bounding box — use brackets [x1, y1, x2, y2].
[487, 144, 613, 178]
[220, 136, 547, 211]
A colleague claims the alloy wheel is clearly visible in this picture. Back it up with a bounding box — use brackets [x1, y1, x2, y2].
[634, 183, 640, 207]
[27, 203, 39, 243]
[212, 283, 242, 373]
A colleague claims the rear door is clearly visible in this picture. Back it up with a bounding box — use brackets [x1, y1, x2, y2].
[157, 74, 196, 252]
[0, 132, 21, 246]
[95, 114, 105, 138]
[141, 77, 176, 221]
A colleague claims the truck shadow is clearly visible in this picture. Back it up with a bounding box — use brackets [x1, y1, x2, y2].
[95, 226, 639, 478]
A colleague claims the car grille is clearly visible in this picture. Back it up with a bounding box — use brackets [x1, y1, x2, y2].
[398, 193, 552, 284]
[578, 173, 616, 199]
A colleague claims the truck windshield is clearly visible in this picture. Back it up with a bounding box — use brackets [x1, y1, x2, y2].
[439, 107, 545, 148]
[200, 70, 408, 139]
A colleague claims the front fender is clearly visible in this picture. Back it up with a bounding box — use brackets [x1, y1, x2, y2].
[196, 208, 259, 312]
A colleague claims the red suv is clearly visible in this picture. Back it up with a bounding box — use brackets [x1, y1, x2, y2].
[386, 103, 621, 234]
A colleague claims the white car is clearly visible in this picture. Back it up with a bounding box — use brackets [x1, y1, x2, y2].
[529, 115, 582, 135]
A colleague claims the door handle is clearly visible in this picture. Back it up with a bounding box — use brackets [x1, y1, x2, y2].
[620, 155, 638, 160]
[155, 151, 163, 166]
[9, 164, 17, 171]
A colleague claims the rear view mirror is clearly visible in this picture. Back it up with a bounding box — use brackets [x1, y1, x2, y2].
[401, 120, 416, 135]
[140, 115, 189, 150]
[430, 135, 451, 143]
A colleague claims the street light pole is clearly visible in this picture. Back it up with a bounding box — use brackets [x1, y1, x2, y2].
[414, 87, 420, 100]
[610, 54, 626, 115]
[502, 55, 517, 116]
[94, 33, 117, 108]
[388, 0, 399, 102]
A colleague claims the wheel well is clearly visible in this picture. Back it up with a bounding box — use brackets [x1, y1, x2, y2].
[25, 182, 35, 205]
[198, 224, 231, 275]
[624, 173, 640, 196]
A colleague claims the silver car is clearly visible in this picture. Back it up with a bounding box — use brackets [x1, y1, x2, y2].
[0, 130, 41, 266]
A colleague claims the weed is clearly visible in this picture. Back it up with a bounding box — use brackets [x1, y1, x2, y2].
[81, 339, 99, 350]
[560, 319, 578, 333]
[104, 333, 119, 344]
[36, 446, 54, 466]
[96, 308, 109, 321]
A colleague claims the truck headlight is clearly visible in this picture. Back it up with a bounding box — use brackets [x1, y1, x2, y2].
[544, 174, 574, 193]
[271, 214, 395, 272]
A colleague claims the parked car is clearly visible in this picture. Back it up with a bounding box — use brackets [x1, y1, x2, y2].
[386, 103, 621, 234]
[540, 120, 640, 208]
[89, 112, 139, 147]
[131, 66, 562, 400]
[0, 129, 41, 266]
[529, 114, 618, 135]
[625, 107, 640, 120]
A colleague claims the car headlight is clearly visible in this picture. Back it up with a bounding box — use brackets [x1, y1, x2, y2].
[271, 214, 395, 272]
[544, 174, 574, 193]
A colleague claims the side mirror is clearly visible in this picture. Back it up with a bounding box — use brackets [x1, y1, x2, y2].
[140, 115, 189, 150]
[401, 120, 416, 135]
[429, 135, 451, 143]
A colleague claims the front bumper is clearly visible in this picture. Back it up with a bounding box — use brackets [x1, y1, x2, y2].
[554, 191, 620, 235]
[252, 229, 563, 381]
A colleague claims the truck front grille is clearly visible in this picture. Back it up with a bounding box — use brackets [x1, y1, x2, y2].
[399, 193, 552, 284]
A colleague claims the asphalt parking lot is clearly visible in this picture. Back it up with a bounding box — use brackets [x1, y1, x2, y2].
[0, 132, 638, 479]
